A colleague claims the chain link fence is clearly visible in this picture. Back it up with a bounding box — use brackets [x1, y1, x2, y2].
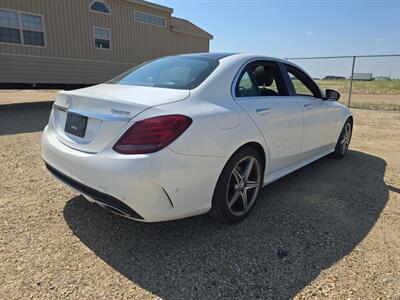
[286, 55, 400, 110]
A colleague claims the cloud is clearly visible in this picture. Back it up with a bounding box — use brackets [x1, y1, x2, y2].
[375, 38, 384, 42]
[305, 30, 313, 35]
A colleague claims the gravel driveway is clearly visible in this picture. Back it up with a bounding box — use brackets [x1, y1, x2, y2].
[1, 97, 399, 299]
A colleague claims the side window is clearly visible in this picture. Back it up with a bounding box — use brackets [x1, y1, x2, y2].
[250, 64, 287, 96]
[286, 65, 321, 98]
[236, 70, 258, 97]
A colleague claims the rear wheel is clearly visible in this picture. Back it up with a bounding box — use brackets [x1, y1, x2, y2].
[332, 119, 353, 158]
[210, 147, 263, 224]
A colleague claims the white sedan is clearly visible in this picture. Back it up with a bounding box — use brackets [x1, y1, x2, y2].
[42, 53, 353, 223]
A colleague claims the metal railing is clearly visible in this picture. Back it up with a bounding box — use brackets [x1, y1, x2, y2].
[285, 54, 400, 107]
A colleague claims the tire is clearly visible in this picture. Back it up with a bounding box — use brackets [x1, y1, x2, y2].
[210, 146, 263, 224]
[332, 118, 353, 159]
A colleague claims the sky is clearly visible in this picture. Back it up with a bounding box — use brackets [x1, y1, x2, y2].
[154, 0, 400, 78]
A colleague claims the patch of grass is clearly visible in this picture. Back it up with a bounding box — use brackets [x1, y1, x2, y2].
[315, 79, 400, 95]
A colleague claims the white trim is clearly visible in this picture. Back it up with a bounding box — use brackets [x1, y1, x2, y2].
[133, 10, 166, 28]
[125, 0, 173, 13]
[92, 26, 111, 50]
[89, 0, 111, 15]
[0, 8, 46, 48]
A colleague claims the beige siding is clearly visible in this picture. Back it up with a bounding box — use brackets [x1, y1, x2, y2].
[0, 53, 133, 84]
[0, 0, 210, 84]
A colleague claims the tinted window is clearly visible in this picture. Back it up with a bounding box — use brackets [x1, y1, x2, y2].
[109, 56, 219, 90]
[23, 30, 44, 46]
[0, 27, 20, 44]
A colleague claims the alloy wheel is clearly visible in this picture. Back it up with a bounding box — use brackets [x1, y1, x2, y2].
[340, 123, 352, 154]
[226, 156, 261, 216]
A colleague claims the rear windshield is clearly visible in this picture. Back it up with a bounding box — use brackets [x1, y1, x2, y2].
[108, 56, 219, 90]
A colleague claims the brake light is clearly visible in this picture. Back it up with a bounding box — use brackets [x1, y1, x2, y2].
[113, 115, 192, 154]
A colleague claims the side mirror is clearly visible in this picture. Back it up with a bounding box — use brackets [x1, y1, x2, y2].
[325, 89, 340, 101]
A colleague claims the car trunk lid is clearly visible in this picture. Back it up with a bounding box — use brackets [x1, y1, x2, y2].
[50, 84, 190, 153]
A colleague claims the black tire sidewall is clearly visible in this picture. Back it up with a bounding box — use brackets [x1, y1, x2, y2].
[333, 119, 352, 158]
[211, 147, 263, 224]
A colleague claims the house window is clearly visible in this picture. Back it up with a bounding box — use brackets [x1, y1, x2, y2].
[0, 9, 45, 46]
[93, 27, 110, 49]
[134, 11, 166, 27]
[90, 1, 111, 14]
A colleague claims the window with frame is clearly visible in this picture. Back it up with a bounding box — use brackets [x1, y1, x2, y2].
[93, 27, 110, 49]
[236, 71, 258, 97]
[134, 11, 166, 27]
[286, 65, 321, 98]
[0, 9, 45, 46]
[236, 62, 287, 97]
[90, 1, 111, 14]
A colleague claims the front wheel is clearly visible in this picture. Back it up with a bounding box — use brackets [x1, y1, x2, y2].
[210, 147, 263, 224]
[332, 119, 353, 158]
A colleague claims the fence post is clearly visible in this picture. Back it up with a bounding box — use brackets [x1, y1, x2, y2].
[348, 56, 356, 107]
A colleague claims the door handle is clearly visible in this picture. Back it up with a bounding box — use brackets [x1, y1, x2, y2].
[304, 104, 315, 110]
[256, 108, 271, 115]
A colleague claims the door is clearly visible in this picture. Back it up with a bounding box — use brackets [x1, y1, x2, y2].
[234, 61, 304, 173]
[284, 64, 338, 156]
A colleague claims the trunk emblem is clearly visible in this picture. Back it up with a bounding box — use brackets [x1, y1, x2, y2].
[111, 108, 131, 116]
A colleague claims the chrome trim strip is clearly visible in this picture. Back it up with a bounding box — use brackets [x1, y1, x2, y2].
[53, 104, 67, 112]
[53, 104, 132, 121]
[68, 108, 132, 121]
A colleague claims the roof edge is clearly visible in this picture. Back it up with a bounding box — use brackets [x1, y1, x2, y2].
[124, 0, 173, 13]
[171, 27, 213, 40]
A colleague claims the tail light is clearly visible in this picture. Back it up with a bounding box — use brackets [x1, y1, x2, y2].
[113, 115, 192, 154]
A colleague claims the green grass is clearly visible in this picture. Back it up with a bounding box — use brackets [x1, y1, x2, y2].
[315, 79, 400, 95]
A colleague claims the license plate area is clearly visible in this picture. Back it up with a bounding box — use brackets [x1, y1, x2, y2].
[65, 112, 88, 138]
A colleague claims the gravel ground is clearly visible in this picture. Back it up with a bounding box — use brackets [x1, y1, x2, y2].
[0, 99, 399, 299]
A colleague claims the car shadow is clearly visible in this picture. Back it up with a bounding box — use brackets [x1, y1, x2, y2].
[63, 150, 388, 299]
[0, 101, 53, 135]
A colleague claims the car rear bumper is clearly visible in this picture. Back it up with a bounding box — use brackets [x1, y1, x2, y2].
[41, 126, 227, 222]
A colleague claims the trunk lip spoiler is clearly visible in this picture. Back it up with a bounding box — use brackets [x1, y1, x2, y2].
[53, 104, 132, 121]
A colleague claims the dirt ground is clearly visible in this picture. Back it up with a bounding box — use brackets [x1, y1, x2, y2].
[0, 97, 399, 299]
[0, 90, 59, 105]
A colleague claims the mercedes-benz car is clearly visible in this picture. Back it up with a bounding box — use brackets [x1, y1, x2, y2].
[42, 53, 353, 223]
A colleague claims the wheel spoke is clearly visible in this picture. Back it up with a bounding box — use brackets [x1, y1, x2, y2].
[346, 125, 350, 136]
[245, 180, 259, 190]
[242, 158, 254, 180]
[225, 155, 261, 216]
[240, 190, 248, 210]
[232, 167, 242, 184]
[228, 190, 241, 208]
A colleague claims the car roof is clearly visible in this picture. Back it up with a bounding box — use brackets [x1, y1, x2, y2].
[178, 52, 238, 60]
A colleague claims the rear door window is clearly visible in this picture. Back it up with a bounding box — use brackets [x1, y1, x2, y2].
[236, 70, 258, 97]
[235, 61, 288, 97]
